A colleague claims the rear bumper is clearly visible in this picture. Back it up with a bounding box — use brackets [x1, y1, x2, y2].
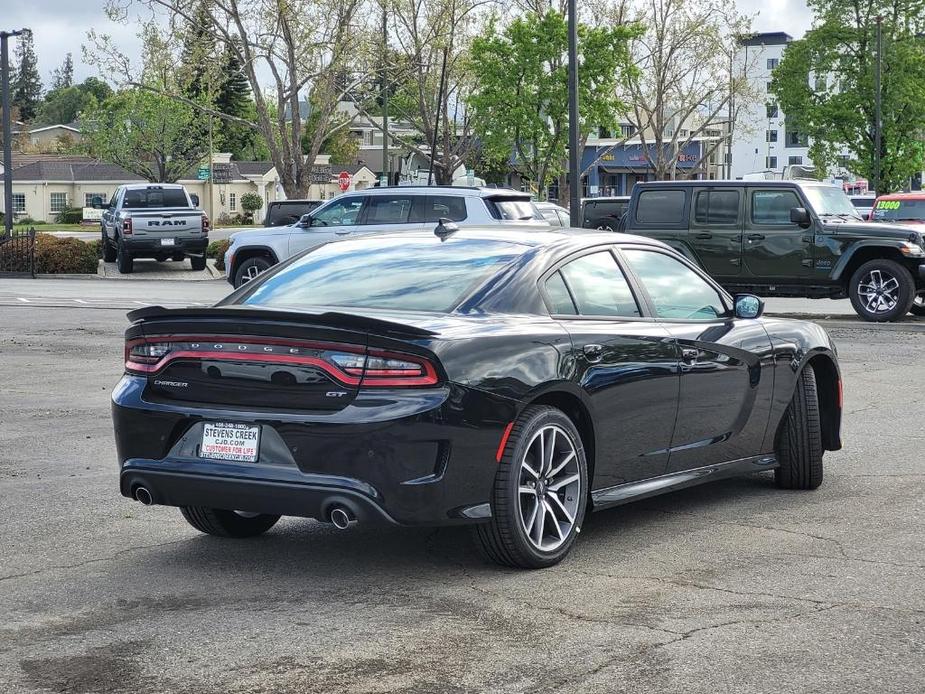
[122, 236, 208, 257]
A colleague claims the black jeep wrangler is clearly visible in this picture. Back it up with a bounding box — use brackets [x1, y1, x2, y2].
[620, 180, 925, 321]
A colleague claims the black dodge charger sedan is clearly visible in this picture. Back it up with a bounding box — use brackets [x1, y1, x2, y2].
[112, 225, 842, 568]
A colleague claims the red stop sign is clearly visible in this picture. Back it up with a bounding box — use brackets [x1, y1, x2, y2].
[338, 171, 351, 192]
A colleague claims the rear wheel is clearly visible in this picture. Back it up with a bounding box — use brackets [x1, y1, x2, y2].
[116, 238, 133, 274]
[234, 256, 273, 287]
[473, 405, 588, 569]
[774, 364, 824, 490]
[180, 507, 280, 538]
[101, 228, 117, 262]
[190, 254, 207, 271]
[848, 259, 915, 322]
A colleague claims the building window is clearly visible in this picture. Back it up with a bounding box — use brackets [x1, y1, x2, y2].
[84, 192, 106, 207]
[229, 192, 237, 212]
[50, 193, 68, 213]
[12, 193, 26, 213]
[598, 126, 612, 138]
[766, 102, 779, 119]
[766, 156, 778, 169]
[766, 130, 778, 143]
[767, 58, 779, 70]
[785, 127, 809, 147]
[679, 129, 688, 137]
[788, 156, 803, 165]
[814, 76, 826, 91]
[836, 155, 851, 169]
[766, 81, 773, 92]
[620, 124, 638, 138]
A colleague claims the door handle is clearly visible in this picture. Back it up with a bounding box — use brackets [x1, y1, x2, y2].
[681, 348, 699, 363]
[746, 233, 765, 242]
[583, 344, 604, 363]
[694, 232, 713, 239]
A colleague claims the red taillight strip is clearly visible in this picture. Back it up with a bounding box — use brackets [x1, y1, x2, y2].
[496, 421, 515, 463]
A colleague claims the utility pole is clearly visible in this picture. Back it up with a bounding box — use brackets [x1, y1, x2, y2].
[380, 1, 389, 187]
[567, 0, 580, 224]
[874, 15, 883, 194]
[1, 29, 26, 235]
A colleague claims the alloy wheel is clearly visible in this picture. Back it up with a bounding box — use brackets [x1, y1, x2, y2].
[857, 269, 900, 314]
[517, 424, 582, 552]
[243, 264, 263, 282]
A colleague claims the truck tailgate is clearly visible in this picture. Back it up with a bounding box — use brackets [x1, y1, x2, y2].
[130, 210, 203, 237]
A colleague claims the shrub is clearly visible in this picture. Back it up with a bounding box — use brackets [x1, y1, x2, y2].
[55, 207, 85, 224]
[33, 234, 99, 273]
[207, 239, 231, 271]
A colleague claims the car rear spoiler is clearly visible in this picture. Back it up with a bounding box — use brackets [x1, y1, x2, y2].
[126, 305, 438, 338]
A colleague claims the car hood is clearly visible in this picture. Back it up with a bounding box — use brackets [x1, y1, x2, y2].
[823, 220, 924, 242]
[230, 226, 295, 242]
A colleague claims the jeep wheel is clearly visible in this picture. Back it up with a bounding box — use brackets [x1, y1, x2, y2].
[848, 259, 915, 322]
[910, 292, 925, 317]
[101, 229, 117, 262]
[116, 239, 133, 274]
[234, 256, 273, 288]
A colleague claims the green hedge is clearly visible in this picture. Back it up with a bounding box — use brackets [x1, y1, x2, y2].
[0, 233, 99, 274]
[207, 239, 231, 271]
[55, 207, 84, 224]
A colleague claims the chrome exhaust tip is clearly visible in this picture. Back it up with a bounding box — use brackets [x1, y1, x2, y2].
[134, 486, 154, 505]
[329, 506, 356, 530]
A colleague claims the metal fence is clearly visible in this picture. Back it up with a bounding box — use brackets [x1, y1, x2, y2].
[0, 227, 36, 278]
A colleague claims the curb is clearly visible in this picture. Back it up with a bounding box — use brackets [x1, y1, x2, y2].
[34, 273, 104, 280]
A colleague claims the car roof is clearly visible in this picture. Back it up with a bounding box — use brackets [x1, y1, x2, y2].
[634, 179, 839, 189]
[583, 196, 630, 202]
[534, 202, 568, 210]
[122, 183, 186, 190]
[875, 192, 925, 200]
[357, 186, 531, 198]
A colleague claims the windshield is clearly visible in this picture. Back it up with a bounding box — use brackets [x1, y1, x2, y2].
[239, 237, 523, 312]
[802, 186, 861, 219]
[872, 199, 925, 222]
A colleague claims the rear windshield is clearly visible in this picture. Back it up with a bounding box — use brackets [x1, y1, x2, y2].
[122, 188, 189, 209]
[239, 237, 523, 312]
[486, 198, 543, 221]
[872, 199, 925, 222]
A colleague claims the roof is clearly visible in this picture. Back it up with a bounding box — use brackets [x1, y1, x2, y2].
[738, 32, 793, 47]
[234, 161, 276, 176]
[11, 160, 145, 182]
[875, 192, 925, 200]
[371, 185, 530, 197]
[26, 123, 81, 134]
[636, 179, 839, 189]
[583, 196, 630, 202]
[122, 182, 187, 190]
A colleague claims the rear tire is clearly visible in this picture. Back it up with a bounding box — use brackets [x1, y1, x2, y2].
[234, 256, 273, 288]
[473, 405, 588, 569]
[848, 258, 915, 322]
[180, 507, 280, 538]
[101, 229, 117, 262]
[116, 239, 133, 274]
[190, 255, 207, 271]
[774, 364, 824, 490]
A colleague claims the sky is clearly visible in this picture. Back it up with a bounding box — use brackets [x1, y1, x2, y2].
[4, 0, 816, 88]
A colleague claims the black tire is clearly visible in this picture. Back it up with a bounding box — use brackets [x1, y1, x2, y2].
[234, 256, 273, 288]
[774, 364, 824, 490]
[101, 228, 117, 262]
[171, 253, 185, 262]
[910, 292, 925, 317]
[180, 506, 280, 538]
[848, 258, 915, 322]
[472, 405, 588, 569]
[116, 239, 133, 274]
[190, 255, 207, 271]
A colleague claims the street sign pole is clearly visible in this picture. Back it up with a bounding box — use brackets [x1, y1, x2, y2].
[567, 0, 580, 225]
[1, 29, 25, 235]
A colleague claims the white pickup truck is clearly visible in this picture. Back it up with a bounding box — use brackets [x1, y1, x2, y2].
[97, 183, 210, 274]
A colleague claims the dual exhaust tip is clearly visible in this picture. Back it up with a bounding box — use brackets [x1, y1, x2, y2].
[133, 485, 358, 530]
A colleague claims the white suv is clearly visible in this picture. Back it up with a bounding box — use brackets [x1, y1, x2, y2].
[224, 187, 547, 287]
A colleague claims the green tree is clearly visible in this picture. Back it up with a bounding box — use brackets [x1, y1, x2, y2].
[239, 192, 263, 222]
[771, 0, 925, 193]
[301, 105, 359, 165]
[35, 78, 113, 125]
[215, 41, 261, 159]
[12, 32, 42, 122]
[469, 11, 639, 200]
[178, 0, 218, 101]
[82, 88, 209, 182]
[51, 53, 74, 91]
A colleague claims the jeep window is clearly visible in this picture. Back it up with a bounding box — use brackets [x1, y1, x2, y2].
[694, 190, 740, 225]
[365, 196, 414, 224]
[801, 185, 861, 220]
[873, 199, 925, 223]
[311, 197, 364, 226]
[422, 195, 467, 222]
[486, 198, 543, 221]
[635, 190, 686, 224]
[623, 249, 726, 320]
[122, 188, 190, 209]
[751, 190, 802, 225]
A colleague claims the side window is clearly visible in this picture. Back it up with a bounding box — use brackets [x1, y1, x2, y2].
[544, 271, 577, 314]
[558, 251, 640, 317]
[694, 190, 740, 225]
[635, 190, 686, 224]
[312, 197, 364, 226]
[623, 249, 727, 320]
[422, 195, 467, 222]
[751, 190, 801, 226]
[365, 196, 414, 224]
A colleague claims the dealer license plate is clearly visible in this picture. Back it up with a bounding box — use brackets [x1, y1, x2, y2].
[160, 238, 176, 246]
[200, 422, 260, 463]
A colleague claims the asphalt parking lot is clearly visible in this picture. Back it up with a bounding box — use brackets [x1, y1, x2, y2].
[0, 282, 923, 694]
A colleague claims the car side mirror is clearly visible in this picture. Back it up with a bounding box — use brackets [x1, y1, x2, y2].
[790, 207, 811, 227]
[90, 196, 103, 209]
[190, 194, 200, 208]
[299, 214, 313, 227]
[734, 294, 764, 319]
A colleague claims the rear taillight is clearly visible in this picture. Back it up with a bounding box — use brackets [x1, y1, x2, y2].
[122, 218, 133, 236]
[202, 214, 210, 234]
[124, 336, 439, 387]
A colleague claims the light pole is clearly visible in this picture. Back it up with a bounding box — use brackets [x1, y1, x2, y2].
[873, 15, 883, 194]
[567, 0, 580, 225]
[1, 29, 26, 235]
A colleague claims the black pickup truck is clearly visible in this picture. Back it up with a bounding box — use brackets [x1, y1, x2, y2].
[619, 180, 925, 321]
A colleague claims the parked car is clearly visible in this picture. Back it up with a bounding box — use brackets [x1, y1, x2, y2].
[535, 202, 571, 227]
[870, 192, 925, 315]
[582, 196, 630, 230]
[263, 199, 324, 227]
[113, 224, 842, 569]
[98, 184, 210, 274]
[619, 180, 925, 322]
[224, 186, 547, 287]
[849, 194, 877, 221]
